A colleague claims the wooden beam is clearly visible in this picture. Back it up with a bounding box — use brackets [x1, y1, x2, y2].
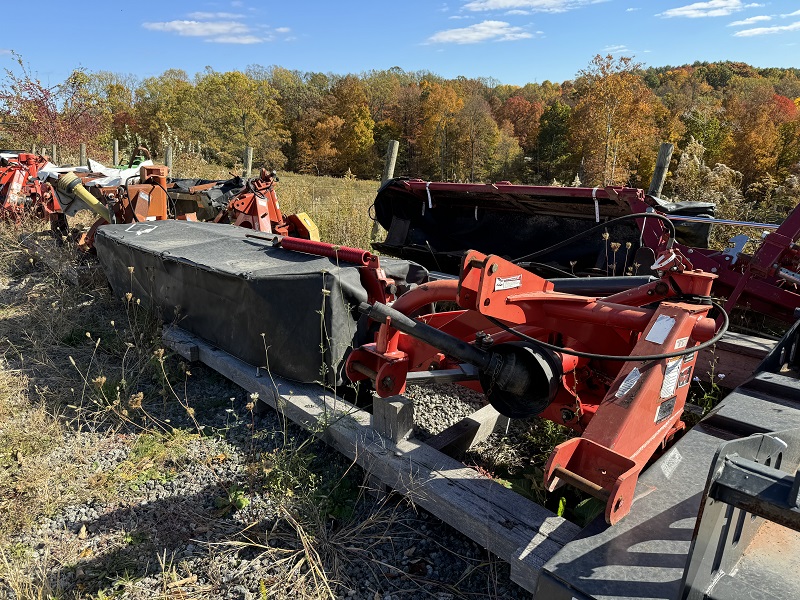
[427, 404, 509, 459]
[697, 331, 777, 389]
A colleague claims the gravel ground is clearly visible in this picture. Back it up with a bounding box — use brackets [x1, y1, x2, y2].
[0, 267, 531, 600]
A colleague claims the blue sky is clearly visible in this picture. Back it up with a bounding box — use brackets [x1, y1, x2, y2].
[2, 1, 799, 87]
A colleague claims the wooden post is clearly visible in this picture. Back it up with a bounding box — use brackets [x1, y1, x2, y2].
[648, 142, 674, 198]
[165, 145, 173, 173]
[372, 394, 414, 443]
[79, 143, 87, 167]
[50, 144, 57, 165]
[113, 139, 119, 166]
[32, 144, 36, 155]
[243, 146, 253, 178]
[370, 140, 400, 242]
[382, 139, 399, 184]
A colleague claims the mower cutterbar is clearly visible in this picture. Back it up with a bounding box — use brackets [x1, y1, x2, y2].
[347, 247, 721, 524]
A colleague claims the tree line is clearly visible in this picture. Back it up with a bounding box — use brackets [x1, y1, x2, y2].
[2, 54, 799, 199]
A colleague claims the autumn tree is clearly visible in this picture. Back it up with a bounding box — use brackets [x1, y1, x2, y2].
[191, 69, 288, 168]
[457, 94, 500, 182]
[723, 78, 797, 186]
[569, 55, 661, 186]
[417, 81, 463, 180]
[265, 66, 330, 171]
[535, 100, 573, 183]
[495, 95, 543, 153]
[134, 69, 197, 155]
[329, 75, 376, 177]
[0, 54, 109, 157]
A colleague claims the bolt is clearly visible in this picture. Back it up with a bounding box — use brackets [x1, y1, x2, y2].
[484, 298, 491, 306]
[475, 331, 494, 350]
[688, 248, 694, 253]
[381, 376, 394, 390]
[385, 283, 398, 295]
[711, 267, 718, 273]
[560, 408, 575, 422]
[489, 263, 498, 274]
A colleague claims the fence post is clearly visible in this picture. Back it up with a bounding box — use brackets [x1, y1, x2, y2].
[51, 144, 57, 165]
[165, 145, 173, 173]
[113, 139, 119, 166]
[370, 140, 399, 243]
[648, 143, 674, 198]
[32, 144, 37, 155]
[79, 143, 87, 167]
[243, 146, 253, 178]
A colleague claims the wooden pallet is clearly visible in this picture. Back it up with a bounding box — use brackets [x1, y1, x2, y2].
[162, 326, 582, 594]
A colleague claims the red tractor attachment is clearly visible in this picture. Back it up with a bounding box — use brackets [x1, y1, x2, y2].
[346, 234, 724, 524]
[0, 153, 52, 221]
[214, 169, 319, 240]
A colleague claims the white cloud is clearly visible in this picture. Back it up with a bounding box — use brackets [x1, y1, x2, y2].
[603, 44, 629, 53]
[506, 9, 531, 14]
[782, 10, 800, 17]
[143, 20, 249, 37]
[734, 20, 800, 36]
[728, 15, 771, 26]
[427, 20, 533, 43]
[143, 12, 278, 44]
[463, 0, 604, 13]
[187, 11, 244, 19]
[205, 35, 264, 44]
[626, 7, 640, 11]
[449, 14, 472, 18]
[0, 49, 11, 55]
[658, 1, 761, 19]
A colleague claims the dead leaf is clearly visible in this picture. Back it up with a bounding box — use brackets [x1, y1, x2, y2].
[77, 524, 88, 539]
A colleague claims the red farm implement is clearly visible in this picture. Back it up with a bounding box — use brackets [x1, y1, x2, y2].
[372, 179, 800, 326]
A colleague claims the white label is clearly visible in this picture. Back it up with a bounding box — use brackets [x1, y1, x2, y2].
[674, 336, 689, 349]
[656, 396, 677, 423]
[645, 315, 675, 344]
[661, 448, 682, 479]
[494, 275, 522, 291]
[661, 358, 682, 398]
[615, 367, 641, 398]
[139, 191, 150, 203]
[683, 352, 696, 364]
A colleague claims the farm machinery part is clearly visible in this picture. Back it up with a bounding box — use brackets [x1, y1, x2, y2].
[345, 228, 726, 524]
[372, 179, 800, 327]
[0, 152, 53, 220]
[50, 165, 170, 250]
[212, 169, 319, 240]
[633, 196, 800, 325]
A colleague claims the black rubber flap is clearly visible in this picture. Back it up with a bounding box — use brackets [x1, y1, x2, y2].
[95, 221, 427, 386]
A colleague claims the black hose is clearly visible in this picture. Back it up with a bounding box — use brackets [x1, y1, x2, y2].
[486, 301, 729, 362]
[512, 212, 676, 264]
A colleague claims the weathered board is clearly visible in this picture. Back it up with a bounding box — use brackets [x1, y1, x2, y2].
[697, 330, 777, 389]
[162, 325, 581, 594]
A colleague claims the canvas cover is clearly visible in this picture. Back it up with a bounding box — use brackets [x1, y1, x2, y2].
[95, 220, 427, 386]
